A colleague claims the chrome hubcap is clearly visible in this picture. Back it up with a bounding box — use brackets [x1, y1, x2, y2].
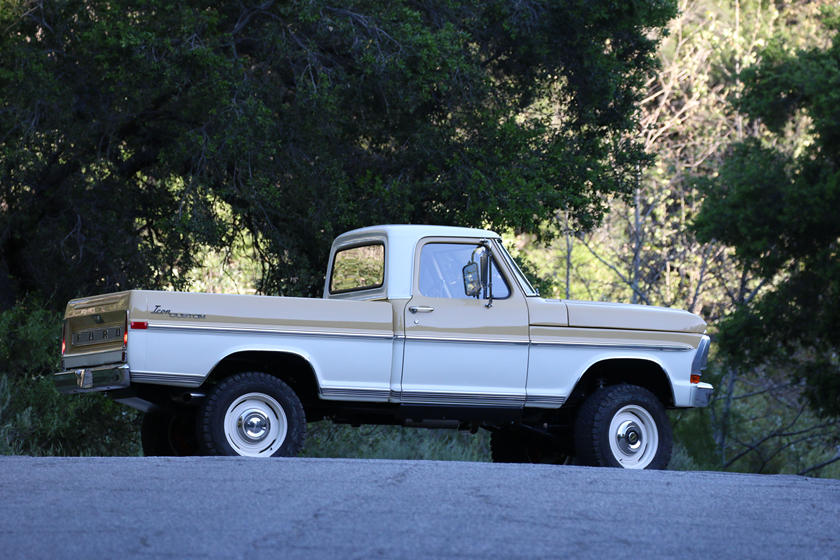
[616, 420, 643, 454]
[223, 392, 288, 457]
[608, 405, 659, 469]
[238, 409, 270, 442]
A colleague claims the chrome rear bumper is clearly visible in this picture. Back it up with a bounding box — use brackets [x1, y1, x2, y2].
[54, 363, 130, 394]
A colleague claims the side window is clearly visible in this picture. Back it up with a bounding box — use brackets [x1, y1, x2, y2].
[418, 243, 510, 299]
[330, 243, 385, 294]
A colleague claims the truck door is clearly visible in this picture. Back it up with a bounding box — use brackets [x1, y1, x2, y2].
[400, 238, 529, 407]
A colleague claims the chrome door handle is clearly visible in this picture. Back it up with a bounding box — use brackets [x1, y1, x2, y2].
[408, 306, 435, 313]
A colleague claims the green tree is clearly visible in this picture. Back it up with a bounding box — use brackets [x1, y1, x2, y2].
[0, 303, 140, 456]
[0, 0, 677, 458]
[0, 0, 676, 308]
[517, 0, 840, 476]
[694, 8, 840, 421]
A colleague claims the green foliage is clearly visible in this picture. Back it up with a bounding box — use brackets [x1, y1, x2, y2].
[516, 1, 840, 476]
[669, 407, 719, 471]
[666, 441, 702, 472]
[0, 376, 13, 454]
[694, 9, 840, 419]
[0, 304, 140, 456]
[185, 209, 263, 294]
[0, 375, 141, 456]
[301, 421, 490, 462]
[0, 302, 61, 380]
[0, 0, 676, 307]
[0, 1, 679, 460]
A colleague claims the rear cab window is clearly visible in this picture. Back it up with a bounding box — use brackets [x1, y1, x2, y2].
[329, 243, 385, 294]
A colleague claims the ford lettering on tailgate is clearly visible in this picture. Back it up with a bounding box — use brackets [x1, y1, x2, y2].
[72, 327, 122, 347]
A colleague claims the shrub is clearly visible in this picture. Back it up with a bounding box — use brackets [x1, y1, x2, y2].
[301, 421, 491, 462]
[0, 304, 141, 456]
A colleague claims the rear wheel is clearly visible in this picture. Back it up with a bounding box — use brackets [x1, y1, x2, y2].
[574, 384, 672, 469]
[198, 371, 306, 457]
[141, 409, 199, 456]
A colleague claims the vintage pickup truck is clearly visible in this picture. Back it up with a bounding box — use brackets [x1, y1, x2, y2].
[54, 224, 712, 468]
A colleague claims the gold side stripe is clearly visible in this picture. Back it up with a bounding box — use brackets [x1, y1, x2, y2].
[144, 323, 691, 350]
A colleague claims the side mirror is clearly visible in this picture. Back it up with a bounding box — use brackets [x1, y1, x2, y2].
[462, 262, 481, 297]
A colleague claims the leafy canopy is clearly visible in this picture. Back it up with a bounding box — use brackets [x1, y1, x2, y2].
[694, 9, 840, 418]
[0, 0, 675, 305]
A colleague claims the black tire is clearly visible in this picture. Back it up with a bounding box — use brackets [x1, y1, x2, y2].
[574, 384, 672, 469]
[141, 409, 199, 456]
[198, 371, 306, 457]
[491, 427, 572, 464]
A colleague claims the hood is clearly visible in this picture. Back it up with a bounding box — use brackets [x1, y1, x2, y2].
[527, 298, 706, 334]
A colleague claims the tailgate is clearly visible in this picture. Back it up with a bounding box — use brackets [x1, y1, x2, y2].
[62, 291, 132, 369]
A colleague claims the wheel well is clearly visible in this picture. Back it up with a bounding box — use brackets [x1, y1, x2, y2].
[204, 351, 320, 404]
[566, 359, 674, 409]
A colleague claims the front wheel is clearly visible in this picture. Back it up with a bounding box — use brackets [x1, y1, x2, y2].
[574, 384, 672, 469]
[198, 371, 306, 457]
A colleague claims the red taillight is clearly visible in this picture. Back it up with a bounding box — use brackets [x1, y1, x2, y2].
[130, 321, 148, 330]
[61, 335, 66, 355]
[690, 374, 701, 384]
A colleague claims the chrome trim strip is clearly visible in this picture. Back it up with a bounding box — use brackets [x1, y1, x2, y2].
[146, 322, 394, 340]
[404, 336, 530, 345]
[399, 391, 524, 408]
[63, 347, 124, 359]
[319, 387, 390, 401]
[62, 349, 125, 369]
[530, 340, 692, 352]
[524, 395, 567, 408]
[131, 371, 205, 388]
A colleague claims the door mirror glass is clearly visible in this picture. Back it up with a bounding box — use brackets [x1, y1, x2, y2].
[462, 262, 481, 297]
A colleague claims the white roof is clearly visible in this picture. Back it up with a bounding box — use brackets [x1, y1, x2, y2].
[326, 224, 500, 300]
[333, 224, 500, 244]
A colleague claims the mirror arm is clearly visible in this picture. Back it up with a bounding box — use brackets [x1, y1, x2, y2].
[480, 239, 494, 308]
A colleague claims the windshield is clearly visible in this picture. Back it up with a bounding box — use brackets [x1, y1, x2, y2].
[494, 240, 539, 297]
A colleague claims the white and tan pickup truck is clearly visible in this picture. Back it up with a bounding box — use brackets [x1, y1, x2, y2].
[54, 224, 712, 468]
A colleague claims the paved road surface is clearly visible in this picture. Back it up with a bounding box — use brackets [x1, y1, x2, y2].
[1, 456, 838, 559]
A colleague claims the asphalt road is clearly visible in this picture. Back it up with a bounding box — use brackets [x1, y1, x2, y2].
[1, 456, 838, 559]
